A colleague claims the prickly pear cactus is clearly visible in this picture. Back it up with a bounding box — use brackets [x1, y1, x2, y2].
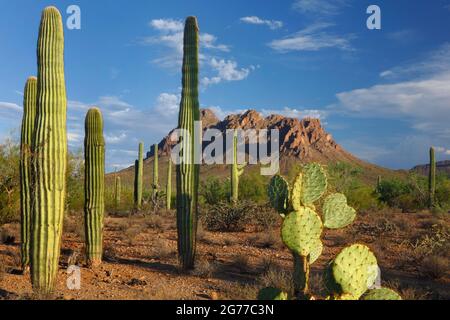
[309, 239, 323, 264]
[281, 207, 323, 256]
[291, 173, 302, 211]
[361, 288, 402, 300]
[299, 163, 327, 206]
[268, 174, 289, 214]
[257, 287, 288, 300]
[328, 244, 378, 299]
[322, 193, 356, 229]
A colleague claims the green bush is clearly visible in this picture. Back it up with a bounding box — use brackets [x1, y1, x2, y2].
[239, 171, 268, 203]
[346, 186, 381, 212]
[0, 139, 20, 225]
[200, 177, 229, 205]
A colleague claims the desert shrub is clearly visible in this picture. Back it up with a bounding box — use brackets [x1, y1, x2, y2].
[250, 205, 280, 231]
[66, 149, 84, 213]
[346, 186, 381, 212]
[239, 172, 269, 203]
[420, 255, 448, 279]
[200, 177, 229, 205]
[327, 162, 363, 193]
[0, 139, 20, 225]
[202, 200, 258, 232]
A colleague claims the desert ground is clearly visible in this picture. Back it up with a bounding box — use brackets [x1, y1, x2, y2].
[1, 209, 448, 300]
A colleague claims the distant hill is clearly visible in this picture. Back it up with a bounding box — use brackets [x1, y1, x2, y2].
[411, 160, 450, 177]
[108, 109, 398, 187]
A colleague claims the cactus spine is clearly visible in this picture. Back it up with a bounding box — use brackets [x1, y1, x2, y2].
[166, 158, 172, 210]
[19, 76, 37, 270]
[152, 144, 159, 200]
[84, 108, 105, 266]
[114, 176, 121, 208]
[231, 130, 246, 203]
[134, 142, 143, 210]
[176, 16, 200, 270]
[31, 6, 67, 293]
[429, 147, 436, 209]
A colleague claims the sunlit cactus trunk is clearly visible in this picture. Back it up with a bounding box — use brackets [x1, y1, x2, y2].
[176, 16, 200, 270]
[231, 130, 245, 203]
[114, 176, 121, 209]
[166, 158, 172, 210]
[152, 144, 159, 201]
[134, 142, 143, 210]
[19, 76, 37, 270]
[84, 108, 105, 267]
[31, 6, 67, 294]
[429, 147, 436, 209]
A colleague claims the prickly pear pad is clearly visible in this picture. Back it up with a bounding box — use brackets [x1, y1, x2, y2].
[309, 239, 323, 264]
[257, 287, 288, 300]
[361, 287, 402, 300]
[331, 244, 378, 299]
[281, 208, 323, 256]
[268, 175, 290, 213]
[322, 193, 356, 229]
[300, 163, 327, 206]
[291, 173, 302, 211]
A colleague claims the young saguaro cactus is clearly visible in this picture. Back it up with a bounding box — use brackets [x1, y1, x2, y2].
[176, 16, 200, 270]
[19, 76, 37, 270]
[230, 130, 246, 203]
[134, 142, 144, 210]
[429, 147, 436, 209]
[31, 6, 67, 294]
[84, 107, 105, 267]
[263, 162, 401, 301]
[166, 157, 172, 210]
[114, 175, 121, 209]
[152, 144, 159, 201]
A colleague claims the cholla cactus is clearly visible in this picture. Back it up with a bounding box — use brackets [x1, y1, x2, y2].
[262, 162, 401, 300]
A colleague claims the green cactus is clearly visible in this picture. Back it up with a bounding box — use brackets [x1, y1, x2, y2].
[327, 244, 378, 299]
[258, 287, 288, 300]
[30, 6, 67, 294]
[265, 162, 401, 300]
[19, 76, 37, 270]
[166, 158, 172, 210]
[134, 142, 143, 210]
[299, 163, 327, 206]
[114, 175, 121, 208]
[231, 130, 246, 202]
[322, 193, 356, 229]
[429, 147, 436, 209]
[152, 144, 159, 201]
[361, 287, 402, 300]
[176, 16, 200, 270]
[84, 108, 105, 267]
[268, 174, 289, 214]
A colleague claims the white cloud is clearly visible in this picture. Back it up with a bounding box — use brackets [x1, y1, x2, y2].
[268, 22, 352, 52]
[105, 132, 127, 144]
[240, 16, 283, 30]
[292, 0, 348, 15]
[154, 93, 180, 116]
[149, 18, 184, 32]
[261, 107, 327, 120]
[202, 58, 252, 87]
[0, 102, 22, 121]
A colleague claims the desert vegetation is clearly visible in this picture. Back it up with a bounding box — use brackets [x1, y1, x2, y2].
[0, 6, 448, 300]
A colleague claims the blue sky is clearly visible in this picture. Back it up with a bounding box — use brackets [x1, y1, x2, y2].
[1, 0, 450, 171]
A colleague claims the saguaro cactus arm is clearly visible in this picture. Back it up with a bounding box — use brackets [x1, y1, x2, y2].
[84, 107, 105, 267]
[20, 76, 37, 270]
[31, 6, 67, 294]
[176, 16, 200, 270]
[134, 142, 144, 209]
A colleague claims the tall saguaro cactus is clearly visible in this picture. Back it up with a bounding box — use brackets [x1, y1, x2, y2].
[152, 144, 159, 200]
[84, 108, 105, 267]
[231, 130, 246, 203]
[31, 6, 67, 294]
[114, 176, 121, 209]
[134, 142, 144, 210]
[166, 158, 172, 210]
[19, 76, 37, 270]
[176, 16, 200, 270]
[429, 147, 436, 209]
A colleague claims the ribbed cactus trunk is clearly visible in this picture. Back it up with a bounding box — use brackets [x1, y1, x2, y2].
[231, 131, 245, 203]
[429, 147, 436, 209]
[176, 16, 200, 270]
[166, 158, 172, 210]
[84, 108, 105, 267]
[114, 176, 121, 209]
[152, 144, 159, 200]
[19, 76, 37, 270]
[31, 6, 67, 294]
[134, 142, 143, 210]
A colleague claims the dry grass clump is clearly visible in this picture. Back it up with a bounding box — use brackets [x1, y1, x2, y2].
[150, 239, 175, 260]
[420, 255, 448, 279]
